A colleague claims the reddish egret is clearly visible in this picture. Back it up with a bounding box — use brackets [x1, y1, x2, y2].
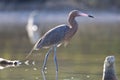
[102, 56, 118, 80]
[26, 10, 94, 72]
[26, 11, 40, 44]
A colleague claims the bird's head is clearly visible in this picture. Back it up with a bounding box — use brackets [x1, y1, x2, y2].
[69, 10, 94, 18]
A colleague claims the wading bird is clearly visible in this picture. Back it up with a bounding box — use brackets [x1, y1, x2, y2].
[26, 10, 94, 72]
[102, 56, 118, 80]
[26, 11, 40, 44]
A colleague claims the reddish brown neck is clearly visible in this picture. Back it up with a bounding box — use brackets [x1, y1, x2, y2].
[64, 12, 79, 42]
[68, 14, 78, 28]
[68, 13, 78, 36]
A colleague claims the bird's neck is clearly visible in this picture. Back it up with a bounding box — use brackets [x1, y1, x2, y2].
[68, 15, 78, 28]
[68, 15, 78, 34]
[64, 14, 78, 42]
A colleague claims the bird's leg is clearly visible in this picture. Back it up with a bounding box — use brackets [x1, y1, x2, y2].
[42, 47, 53, 72]
[53, 45, 58, 72]
[55, 69, 58, 80]
[42, 70, 46, 80]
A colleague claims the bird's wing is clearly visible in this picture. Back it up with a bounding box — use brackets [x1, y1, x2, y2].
[34, 24, 70, 49]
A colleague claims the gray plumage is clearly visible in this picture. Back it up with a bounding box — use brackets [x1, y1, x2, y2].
[34, 24, 69, 49]
[26, 10, 94, 72]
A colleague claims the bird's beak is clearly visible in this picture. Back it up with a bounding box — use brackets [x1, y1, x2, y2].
[88, 15, 94, 18]
[79, 12, 94, 18]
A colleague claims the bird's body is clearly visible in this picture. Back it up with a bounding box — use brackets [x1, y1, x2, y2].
[34, 10, 80, 50]
[26, 10, 94, 72]
[34, 24, 70, 49]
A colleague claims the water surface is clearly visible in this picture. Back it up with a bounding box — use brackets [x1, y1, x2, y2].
[0, 11, 120, 80]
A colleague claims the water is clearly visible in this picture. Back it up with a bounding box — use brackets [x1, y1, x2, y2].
[0, 54, 103, 80]
[0, 11, 120, 80]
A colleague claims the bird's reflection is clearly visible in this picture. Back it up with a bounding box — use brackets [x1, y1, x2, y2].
[42, 71, 58, 80]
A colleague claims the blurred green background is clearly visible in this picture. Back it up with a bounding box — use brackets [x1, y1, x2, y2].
[0, 0, 120, 80]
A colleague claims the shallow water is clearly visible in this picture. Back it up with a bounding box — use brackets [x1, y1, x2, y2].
[0, 11, 120, 80]
[0, 53, 120, 80]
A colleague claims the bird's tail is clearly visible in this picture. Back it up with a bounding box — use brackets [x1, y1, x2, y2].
[25, 47, 35, 59]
